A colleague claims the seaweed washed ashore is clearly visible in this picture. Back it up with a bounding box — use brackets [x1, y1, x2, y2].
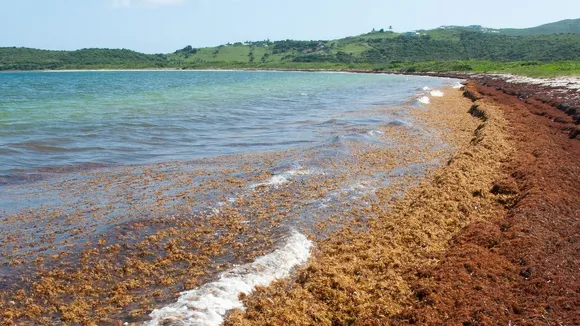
[0, 73, 462, 325]
[2, 72, 576, 325]
[224, 78, 579, 326]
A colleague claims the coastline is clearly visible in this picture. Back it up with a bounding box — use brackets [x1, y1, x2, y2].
[406, 80, 580, 325]
[0, 80, 465, 325]
[225, 84, 512, 325]
[1, 73, 578, 325]
[223, 80, 579, 325]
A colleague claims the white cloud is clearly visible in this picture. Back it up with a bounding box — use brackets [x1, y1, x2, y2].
[113, 0, 186, 8]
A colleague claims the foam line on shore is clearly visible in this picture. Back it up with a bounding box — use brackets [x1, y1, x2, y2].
[251, 168, 311, 188]
[417, 96, 430, 104]
[145, 232, 313, 326]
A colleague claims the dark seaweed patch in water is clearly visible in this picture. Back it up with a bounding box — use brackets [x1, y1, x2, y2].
[0, 173, 45, 186]
[0, 162, 114, 186]
[228, 139, 313, 148]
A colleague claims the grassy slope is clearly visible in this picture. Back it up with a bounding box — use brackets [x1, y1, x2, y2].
[0, 47, 168, 70]
[164, 29, 580, 77]
[499, 18, 580, 36]
[2, 18, 580, 77]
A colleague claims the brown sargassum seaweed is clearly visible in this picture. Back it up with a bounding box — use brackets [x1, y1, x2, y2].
[225, 86, 514, 325]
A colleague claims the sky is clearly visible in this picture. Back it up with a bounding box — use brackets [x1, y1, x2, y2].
[0, 0, 578, 53]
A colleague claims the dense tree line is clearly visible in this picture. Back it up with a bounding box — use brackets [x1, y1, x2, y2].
[356, 32, 580, 63]
[0, 47, 168, 70]
[291, 32, 580, 64]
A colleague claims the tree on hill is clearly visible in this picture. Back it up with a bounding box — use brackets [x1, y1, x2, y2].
[174, 45, 198, 58]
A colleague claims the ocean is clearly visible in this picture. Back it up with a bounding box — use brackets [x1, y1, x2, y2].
[0, 70, 459, 325]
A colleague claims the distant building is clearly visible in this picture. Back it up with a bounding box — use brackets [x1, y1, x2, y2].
[404, 31, 421, 37]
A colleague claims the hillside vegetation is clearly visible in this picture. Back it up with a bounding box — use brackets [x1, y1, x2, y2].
[0, 48, 168, 71]
[499, 18, 580, 36]
[2, 18, 580, 76]
[165, 29, 580, 76]
[436, 18, 580, 36]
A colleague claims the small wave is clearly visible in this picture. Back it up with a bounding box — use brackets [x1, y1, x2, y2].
[252, 168, 311, 188]
[317, 118, 347, 127]
[452, 82, 463, 89]
[417, 96, 430, 105]
[344, 182, 372, 196]
[10, 140, 106, 153]
[263, 174, 289, 186]
[430, 90, 444, 97]
[0, 147, 24, 155]
[386, 119, 411, 127]
[422, 86, 432, 91]
[228, 140, 312, 148]
[325, 131, 391, 149]
[145, 232, 313, 326]
[367, 130, 385, 136]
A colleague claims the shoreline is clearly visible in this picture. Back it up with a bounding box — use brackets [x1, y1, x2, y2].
[0, 82, 464, 325]
[1, 74, 578, 325]
[405, 80, 579, 325]
[225, 83, 511, 325]
[223, 79, 579, 325]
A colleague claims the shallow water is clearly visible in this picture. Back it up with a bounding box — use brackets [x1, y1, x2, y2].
[0, 71, 459, 325]
[1, 71, 449, 180]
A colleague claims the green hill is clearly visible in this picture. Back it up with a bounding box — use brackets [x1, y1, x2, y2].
[2, 18, 580, 76]
[0, 47, 168, 71]
[164, 18, 580, 71]
[435, 18, 580, 36]
[499, 18, 580, 36]
[165, 31, 580, 72]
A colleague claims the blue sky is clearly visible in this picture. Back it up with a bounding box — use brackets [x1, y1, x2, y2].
[0, 0, 578, 53]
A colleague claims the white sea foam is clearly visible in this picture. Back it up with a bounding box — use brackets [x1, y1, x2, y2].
[417, 96, 430, 104]
[430, 90, 444, 97]
[265, 174, 289, 186]
[422, 86, 432, 91]
[452, 82, 464, 89]
[252, 168, 311, 188]
[145, 232, 313, 326]
[367, 130, 385, 136]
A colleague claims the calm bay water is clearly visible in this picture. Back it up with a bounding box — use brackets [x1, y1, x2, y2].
[0, 70, 450, 179]
[1, 71, 462, 325]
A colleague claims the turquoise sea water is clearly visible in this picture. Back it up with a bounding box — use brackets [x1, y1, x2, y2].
[0, 71, 451, 181]
[1, 71, 463, 324]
